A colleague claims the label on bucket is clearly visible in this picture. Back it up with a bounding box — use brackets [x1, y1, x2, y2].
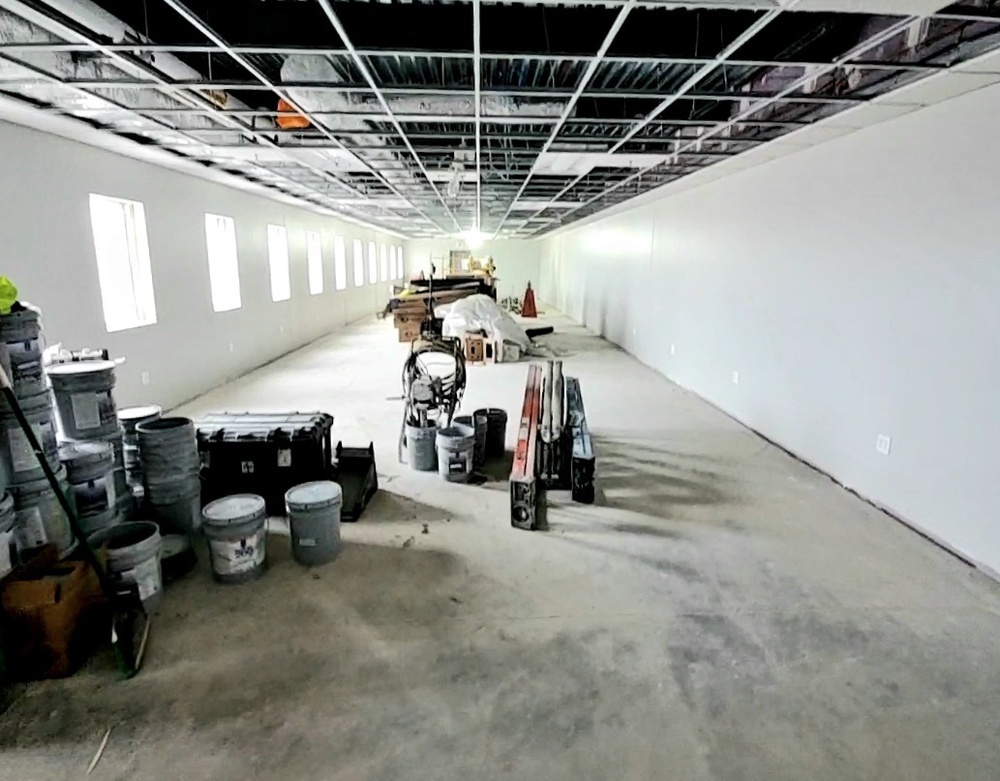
[298, 537, 317, 548]
[8, 419, 55, 473]
[277, 448, 292, 467]
[0, 530, 14, 578]
[71, 475, 116, 516]
[69, 390, 117, 431]
[448, 452, 470, 474]
[13, 506, 46, 551]
[115, 558, 162, 603]
[209, 530, 266, 576]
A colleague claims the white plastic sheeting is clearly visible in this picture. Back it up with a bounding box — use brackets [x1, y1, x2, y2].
[435, 294, 530, 350]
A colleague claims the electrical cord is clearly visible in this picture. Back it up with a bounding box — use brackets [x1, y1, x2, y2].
[398, 335, 468, 462]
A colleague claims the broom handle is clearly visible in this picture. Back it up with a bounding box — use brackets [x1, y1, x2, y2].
[0, 365, 117, 596]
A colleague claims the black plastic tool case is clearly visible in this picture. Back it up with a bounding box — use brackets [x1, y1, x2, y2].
[335, 442, 378, 522]
[196, 412, 334, 514]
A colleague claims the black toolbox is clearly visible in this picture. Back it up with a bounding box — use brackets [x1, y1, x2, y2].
[196, 412, 334, 514]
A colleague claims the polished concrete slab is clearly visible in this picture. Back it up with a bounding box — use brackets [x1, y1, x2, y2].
[2, 314, 999, 781]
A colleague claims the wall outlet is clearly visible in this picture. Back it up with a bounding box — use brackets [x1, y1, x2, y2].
[228, 342, 235, 353]
[140, 371, 150, 386]
[876, 435, 892, 456]
[732, 371, 740, 385]
[670, 344, 676, 355]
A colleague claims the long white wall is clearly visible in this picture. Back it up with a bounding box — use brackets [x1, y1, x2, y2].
[0, 120, 399, 409]
[404, 239, 540, 302]
[541, 82, 1000, 576]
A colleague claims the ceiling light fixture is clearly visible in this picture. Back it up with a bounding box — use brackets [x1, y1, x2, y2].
[459, 228, 487, 250]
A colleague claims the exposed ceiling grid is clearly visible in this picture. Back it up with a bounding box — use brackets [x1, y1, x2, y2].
[0, 0, 996, 237]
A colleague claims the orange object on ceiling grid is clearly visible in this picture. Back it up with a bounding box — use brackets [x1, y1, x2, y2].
[276, 98, 310, 130]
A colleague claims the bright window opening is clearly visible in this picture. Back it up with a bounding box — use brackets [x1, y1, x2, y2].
[267, 224, 291, 302]
[88, 193, 157, 332]
[396, 246, 404, 279]
[352, 239, 364, 287]
[379, 244, 389, 281]
[389, 246, 397, 280]
[333, 236, 348, 291]
[307, 231, 323, 295]
[204, 213, 241, 312]
[367, 241, 377, 284]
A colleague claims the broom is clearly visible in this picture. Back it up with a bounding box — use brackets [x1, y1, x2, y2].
[0, 365, 150, 678]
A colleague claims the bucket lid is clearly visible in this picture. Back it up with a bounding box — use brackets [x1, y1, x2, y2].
[119, 404, 162, 424]
[285, 481, 342, 512]
[59, 440, 114, 468]
[202, 494, 266, 526]
[47, 359, 116, 378]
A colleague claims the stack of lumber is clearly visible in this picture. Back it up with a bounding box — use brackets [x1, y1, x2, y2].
[387, 282, 480, 342]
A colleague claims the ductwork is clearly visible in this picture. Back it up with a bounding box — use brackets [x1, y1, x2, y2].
[282, 53, 568, 186]
[0, 0, 261, 147]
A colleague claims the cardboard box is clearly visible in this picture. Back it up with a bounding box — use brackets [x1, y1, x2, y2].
[1, 548, 106, 679]
[464, 334, 485, 364]
[398, 323, 421, 343]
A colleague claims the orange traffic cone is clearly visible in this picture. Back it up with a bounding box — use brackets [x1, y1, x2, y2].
[521, 281, 538, 318]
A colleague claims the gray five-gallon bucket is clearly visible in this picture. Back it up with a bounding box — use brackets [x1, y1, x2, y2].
[453, 414, 486, 467]
[95, 521, 163, 610]
[0, 390, 59, 484]
[59, 440, 116, 516]
[285, 481, 342, 566]
[120, 405, 161, 487]
[138, 417, 201, 534]
[405, 422, 438, 472]
[481, 408, 508, 459]
[47, 360, 120, 439]
[436, 425, 475, 483]
[8, 466, 73, 558]
[0, 492, 15, 579]
[202, 494, 268, 584]
[0, 308, 44, 398]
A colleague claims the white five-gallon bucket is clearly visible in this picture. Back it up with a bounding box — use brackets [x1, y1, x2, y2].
[202, 494, 268, 584]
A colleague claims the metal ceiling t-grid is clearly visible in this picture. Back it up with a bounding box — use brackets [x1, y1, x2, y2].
[0, 0, 998, 239]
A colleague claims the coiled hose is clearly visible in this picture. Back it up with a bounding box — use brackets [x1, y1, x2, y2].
[398, 336, 467, 461]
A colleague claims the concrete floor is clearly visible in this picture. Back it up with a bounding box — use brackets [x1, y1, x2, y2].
[2, 313, 1000, 781]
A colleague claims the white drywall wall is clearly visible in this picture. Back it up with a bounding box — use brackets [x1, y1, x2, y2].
[0, 119, 401, 410]
[540, 82, 1000, 576]
[404, 239, 540, 301]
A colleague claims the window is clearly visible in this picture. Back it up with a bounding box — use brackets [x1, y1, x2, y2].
[88, 194, 157, 332]
[352, 239, 364, 287]
[396, 246, 405, 279]
[306, 231, 323, 295]
[333, 236, 348, 290]
[367, 241, 377, 284]
[267, 224, 291, 301]
[379, 244, 389, 281]
[204, 214, 241, 312]
[389, 246, 397, 280]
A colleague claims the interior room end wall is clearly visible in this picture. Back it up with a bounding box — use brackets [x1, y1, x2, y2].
[404, 238, 540, 300]
[0, 119, 397, 410]
[539, 83, 1000, 577]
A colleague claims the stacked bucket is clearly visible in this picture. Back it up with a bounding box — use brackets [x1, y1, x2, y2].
[0, 307, 73, 572]
[47, 358, 131, 539]
[136, 417, 202, 536]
